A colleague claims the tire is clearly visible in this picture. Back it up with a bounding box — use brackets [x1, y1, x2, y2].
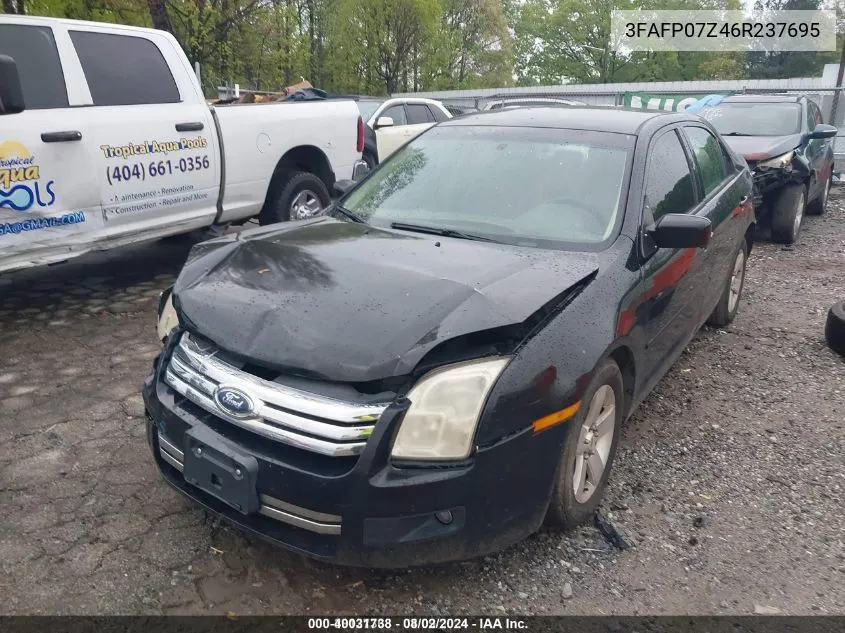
[825, 300, 845, 357]
[363, 150, 377, 170]
[707, 239, 748, 327]
[546, 359, 624, 530]
[258, 170, 331, 226]
[807, 171, 832, 215]
[770, 184, 806, 244]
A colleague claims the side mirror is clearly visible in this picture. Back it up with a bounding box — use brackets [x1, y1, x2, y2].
[808, 123, 837, 140]
[333, 179, 356, 196]
[0, 55, 25, 115]
[374, 116, 394, 130]
[648, 214, 712, 249]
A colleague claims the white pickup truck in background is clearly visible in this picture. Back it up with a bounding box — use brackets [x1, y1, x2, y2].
[0, 16, 366, 274]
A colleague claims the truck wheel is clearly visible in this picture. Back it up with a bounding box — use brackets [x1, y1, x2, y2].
[807, 172, 832, 215]
[770, 184, 806, 244]
[707, 240, 748, 328]
[825, 300, 845, 357]
[546, 359, 623, 530]
[259, 171, 331, 225]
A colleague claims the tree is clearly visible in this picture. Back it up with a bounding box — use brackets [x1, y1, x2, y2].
[745, 0, 837, 78]
[421, 0, 513, 89]
[326, 0, 438, 94]
[2, 0, 25, 13]
[147, 0, 173, 31]
[513, 0, 644, 84]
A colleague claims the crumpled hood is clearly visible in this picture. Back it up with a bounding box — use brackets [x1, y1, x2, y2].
[172, 218, 600, 383]
[722, 134, 802, 163]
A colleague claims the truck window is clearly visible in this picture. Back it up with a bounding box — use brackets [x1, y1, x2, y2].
[69, 31, 180, 106]
[0, 25, 68, 109]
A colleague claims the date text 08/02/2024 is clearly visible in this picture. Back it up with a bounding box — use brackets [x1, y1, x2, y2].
[306, 618, 529, 631]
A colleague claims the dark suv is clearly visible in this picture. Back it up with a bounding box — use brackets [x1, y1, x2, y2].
[699, 94, 836, 244]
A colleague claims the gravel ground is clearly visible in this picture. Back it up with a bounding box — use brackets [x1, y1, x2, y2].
[0, 193, 843, 616]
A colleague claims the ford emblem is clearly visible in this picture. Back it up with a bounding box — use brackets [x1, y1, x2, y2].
[214, 387, 255, 418]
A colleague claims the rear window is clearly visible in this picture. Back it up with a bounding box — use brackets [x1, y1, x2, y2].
[699, 102, 801, 136]
[70, 31, 180, 106]
[0, 24, 68, 109]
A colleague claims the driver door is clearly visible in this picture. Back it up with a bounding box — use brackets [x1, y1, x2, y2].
[636, 128, 705, 384]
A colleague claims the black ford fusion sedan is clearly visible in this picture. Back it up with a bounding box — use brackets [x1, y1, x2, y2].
[143, 107, 755, 567]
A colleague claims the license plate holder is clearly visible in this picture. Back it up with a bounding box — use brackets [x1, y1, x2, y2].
[182, 426, 260, 515]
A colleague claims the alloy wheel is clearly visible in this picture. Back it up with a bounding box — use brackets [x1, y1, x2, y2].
[572, 384, 616, 503]
[291, 190, 323, 219]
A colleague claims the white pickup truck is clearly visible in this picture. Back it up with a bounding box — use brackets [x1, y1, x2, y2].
[0, 16, 366, 274]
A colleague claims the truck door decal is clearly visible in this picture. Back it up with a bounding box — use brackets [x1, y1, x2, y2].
[0, 140, 84, 238]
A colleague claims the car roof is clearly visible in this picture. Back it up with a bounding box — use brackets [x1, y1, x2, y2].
[720, 94, 803, 104]
[441, 106, 695, 135]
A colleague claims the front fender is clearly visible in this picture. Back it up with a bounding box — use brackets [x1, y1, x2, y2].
[475, 241, 639, 447]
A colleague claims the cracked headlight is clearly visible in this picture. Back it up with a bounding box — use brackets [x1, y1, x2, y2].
[156, 287, 179, 342]
[391, 357, 510, 461]
[757, 151, 794, 170]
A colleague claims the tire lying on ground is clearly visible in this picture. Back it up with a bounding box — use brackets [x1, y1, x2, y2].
[825, 300, 845, 357]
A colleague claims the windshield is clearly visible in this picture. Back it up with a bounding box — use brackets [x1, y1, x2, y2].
[356, 100, 383, 122]
[338, 125, 633, 250]
[699, 102, 802, 136]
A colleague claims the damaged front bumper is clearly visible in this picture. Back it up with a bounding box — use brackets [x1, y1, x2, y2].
[748, 152, 809, 211]
[141, 332, 560, 567]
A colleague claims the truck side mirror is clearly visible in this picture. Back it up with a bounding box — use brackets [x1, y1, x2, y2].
[0, 55, 25, 115]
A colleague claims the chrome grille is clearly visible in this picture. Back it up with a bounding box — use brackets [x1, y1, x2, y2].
[164, 332, 388, 457]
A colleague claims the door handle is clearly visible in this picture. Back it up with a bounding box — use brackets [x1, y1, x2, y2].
[176, 122, 204, 132]
[41, 130, 82, 143]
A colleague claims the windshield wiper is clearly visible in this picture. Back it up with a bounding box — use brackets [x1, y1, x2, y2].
[721, 132, 755, 136]
[333, 204, 365, 223]
[390, 222, 502, 243]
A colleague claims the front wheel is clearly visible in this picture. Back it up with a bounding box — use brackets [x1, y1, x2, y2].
[546, 359, 624, 530]
[259, 171, 331, 226]
[770, 184, 806, 244]
[707, 240, 748, 327]
[807, 172, 832, 216]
